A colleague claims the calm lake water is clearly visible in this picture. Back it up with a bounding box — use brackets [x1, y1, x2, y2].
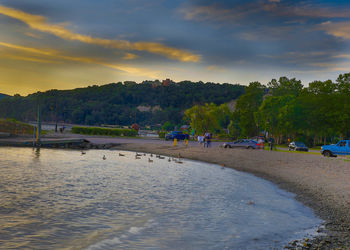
[0, 147, 322, 249]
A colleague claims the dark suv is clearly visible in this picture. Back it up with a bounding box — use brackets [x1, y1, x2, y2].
[165, 131, 189, 140]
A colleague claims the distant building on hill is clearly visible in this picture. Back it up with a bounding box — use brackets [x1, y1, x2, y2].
[162, 78, 174, 86]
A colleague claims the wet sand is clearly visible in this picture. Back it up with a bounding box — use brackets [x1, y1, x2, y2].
[112, 142, 350, 248]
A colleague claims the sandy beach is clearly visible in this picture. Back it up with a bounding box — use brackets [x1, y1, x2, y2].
[110, 141, 350, 248]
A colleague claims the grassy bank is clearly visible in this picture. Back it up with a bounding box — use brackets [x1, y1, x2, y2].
[0, 118, 34, 135]
[72, 126, 138, 137]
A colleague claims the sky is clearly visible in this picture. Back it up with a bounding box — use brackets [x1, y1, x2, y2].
[1, 0, 350, 95]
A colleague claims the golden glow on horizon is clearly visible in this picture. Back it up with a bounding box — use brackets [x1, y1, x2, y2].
[0, 41, 160, 77]
[0, 5, 200, 62]
[0, 41, 161, 95]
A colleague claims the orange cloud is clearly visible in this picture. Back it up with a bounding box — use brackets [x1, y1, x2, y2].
[0, 5, 200, 62]
[320, 21, 350, 39]
[123, 53, 139, 60]
[0, 41, 160, 78]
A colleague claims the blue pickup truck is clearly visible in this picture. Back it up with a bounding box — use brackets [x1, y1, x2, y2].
[165, 131, 189, 141]
[321, 140, 350, 157]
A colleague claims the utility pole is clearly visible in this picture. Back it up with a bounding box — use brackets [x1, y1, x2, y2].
[36, 105, 41, 146]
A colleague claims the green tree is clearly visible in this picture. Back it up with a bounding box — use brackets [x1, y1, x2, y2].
[161, 121, 174, 131]
[234, 82, 265, 137]
[184, 103, 230, 135]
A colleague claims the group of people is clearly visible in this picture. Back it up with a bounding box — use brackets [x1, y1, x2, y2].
[197, 132, 212, 148]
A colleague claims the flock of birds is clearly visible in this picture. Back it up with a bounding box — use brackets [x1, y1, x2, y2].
[81, 151, 183, 164]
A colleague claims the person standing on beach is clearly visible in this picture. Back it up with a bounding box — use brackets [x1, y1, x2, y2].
[198, 135, 204, 146]
[269, 137, 275, 151]
[258, 137, 264, 150]
[207, 133, 212, 147]
[204, 132, 211, 148]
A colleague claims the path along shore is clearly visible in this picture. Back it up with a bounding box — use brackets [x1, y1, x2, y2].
[111, 142, 350, 248]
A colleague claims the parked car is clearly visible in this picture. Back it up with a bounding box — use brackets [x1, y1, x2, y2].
[165, 131, 189, 141]
[288, 141, 308, 151]
[321, 140, 350, 157]
[222, 139, 258, 149]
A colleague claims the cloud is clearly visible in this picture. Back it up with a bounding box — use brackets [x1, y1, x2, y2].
[0, 53, 59, 64]
[334, 54, 350, 59]
[307, 61, 350, 72]
[0, 5, 200, 62]
[207, 65, 226, 72]
[320, 21, 350, 39]
[180, 1, 350, 24]
[0, 41, 160, 78]
[0, 41, 57, 56]
[274, 4, 350, 19]
[123, 53, 139, 60]
[180, 4, 256, 23]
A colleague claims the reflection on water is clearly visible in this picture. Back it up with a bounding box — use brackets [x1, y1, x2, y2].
[33, 147, 41, 159]
[0, 147, 322, 249]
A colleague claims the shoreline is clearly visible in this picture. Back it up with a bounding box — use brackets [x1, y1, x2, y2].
[111, 142, 350, 248]
[1, 134, 350, 247]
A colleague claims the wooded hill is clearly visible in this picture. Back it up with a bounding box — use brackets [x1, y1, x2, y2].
[0, 81, 244, 127]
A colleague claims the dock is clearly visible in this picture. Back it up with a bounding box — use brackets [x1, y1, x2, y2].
[0, 138, 90, 148]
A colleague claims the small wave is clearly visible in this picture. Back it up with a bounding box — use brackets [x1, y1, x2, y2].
[128, 226, 143, 234]
[86, 219, 156, 249]
[85, 236, 121, 250]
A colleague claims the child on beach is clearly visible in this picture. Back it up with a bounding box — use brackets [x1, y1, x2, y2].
[198, 135, 204, 146]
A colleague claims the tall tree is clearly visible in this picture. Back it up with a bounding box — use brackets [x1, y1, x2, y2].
[234, 82, 265, 137]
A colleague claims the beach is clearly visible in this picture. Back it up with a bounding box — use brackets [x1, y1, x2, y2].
[110, 142, 350, 248]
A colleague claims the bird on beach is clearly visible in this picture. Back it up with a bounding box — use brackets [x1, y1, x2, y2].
[178, 153, 182, 159]
[143, 153, 146, 156]
[150, 153, 153, 157]
[103, 155, 106, 160]
[81, 151, 86, 155]
[119, 153, 125, 156]
[148, 158, 153, 163]
[135, 153, 142, 157]
[135, 155, 141, 159]
[168, 158, 171, 162]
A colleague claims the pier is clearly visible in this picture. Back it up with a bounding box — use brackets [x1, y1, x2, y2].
[0, 137, 90, 148]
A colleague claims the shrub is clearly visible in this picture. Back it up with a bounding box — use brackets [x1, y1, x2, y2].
[158, 131, 167, 138]
[71, 126, 137, 137]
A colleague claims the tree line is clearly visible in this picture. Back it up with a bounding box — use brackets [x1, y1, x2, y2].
[0, 81, 244, 127]
[184, 73, 350, 146]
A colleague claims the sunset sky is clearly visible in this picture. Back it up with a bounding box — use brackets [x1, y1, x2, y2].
[1, 0, 350, 95]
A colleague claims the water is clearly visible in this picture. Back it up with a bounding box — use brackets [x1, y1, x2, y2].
[0, 147, 322, 249]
